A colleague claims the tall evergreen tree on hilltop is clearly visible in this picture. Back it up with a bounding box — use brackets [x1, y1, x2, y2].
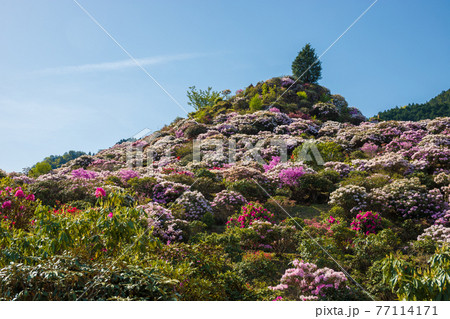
[291, 43, 322, 84]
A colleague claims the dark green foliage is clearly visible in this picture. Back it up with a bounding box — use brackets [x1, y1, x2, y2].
[32, 150, 87, 172]
[227, 179, 271, 202]
[105, 175, 127, 188]
[381, 247, 450, 301]
[194, 168, 217, 180]
[0, 256, 177, 301]
[292, 141, 345, 168]
[183, 124, 208, 139]
[128, 177, 157, 196]
[164, 173, 196, 186]
[328, 206, 347, 219]
[264, 196, 297, 222]
[29, 180, 97, 207]
[378, 89, 450, 121]
[190, 177, 224, 200]
[291, 43, 322, 84]
[291, 173, 335, 203]
[234, 252, 290, 285]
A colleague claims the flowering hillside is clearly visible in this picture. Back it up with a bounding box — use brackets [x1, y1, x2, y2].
[1, 77, 449, 301]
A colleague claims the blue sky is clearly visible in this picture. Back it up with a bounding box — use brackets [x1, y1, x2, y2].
[0, 0, 449, 172]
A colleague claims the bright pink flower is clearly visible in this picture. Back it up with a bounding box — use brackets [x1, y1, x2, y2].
[26, 194, 35, 201]
[107, 212, 113, 218]
[2, 201, 12, 209]
[95, 187, 106, 198]
[14, 189, 25, 198]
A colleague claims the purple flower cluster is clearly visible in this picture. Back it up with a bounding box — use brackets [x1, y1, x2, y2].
[360, 142, 378, 157]
[263, 156, 281, 172]
[175, 190, 211, 220]
[269, 259, 348, 301]
[278, 166, 306, 187]
[139, 202, 188, 244]
[417, 224, 450, 246]
[152, 181, 188, 204]
[118, 169, 140, 181]
[211, 190, 248, 222]
[370, 178, 448, 220]
[71, 168, 98, 180]
[324, 161, 354, 177]
[280, 77, 295, 87]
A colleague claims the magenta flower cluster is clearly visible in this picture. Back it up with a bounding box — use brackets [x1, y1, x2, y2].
[278, 166, 305, 187]
[350, 211, 382, 235]
[227, 203, 274, 228]
[263, 156, 281, 172]
[95, 187, 106, 198]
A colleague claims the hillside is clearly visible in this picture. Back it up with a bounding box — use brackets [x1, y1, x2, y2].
[378, 89, 450, 121]
[189, 76, 366, 125]
[0, 77, 449, 301]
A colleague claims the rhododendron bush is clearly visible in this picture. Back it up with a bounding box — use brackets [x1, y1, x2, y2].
[0, 186, 37, 229]
[269, 259, 348, 300]
[227, 203, 274, 228]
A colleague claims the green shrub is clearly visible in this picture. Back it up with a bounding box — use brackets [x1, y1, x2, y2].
[292, 141, 345, 167]
[227, 179, 270, 202]
[184, 124, 208, 139]
[297, 91, 308, 99]
[200, 232, 243, 262]
[175, 143, 194, 158]
[189, 220, 207, 238]
[328, 206, 346, 219]
[234, 251, 288, 285]
[28, 161, 52, 178]
[201, 211, 215, 229]
[164, 173, 196, 186]
[264, 196, 296, 222]
[194, 168, 217, 180]
[318, 169, 341, 184]
[381, 247, 450, 301]
[249, 95, 263, 112]
[291, 173, 334, 203]
[190, 177, 224, 200]
[105, 175, 126, 188]
[29, 180, 63, 206]
[350, 150, 367, 160]
[128, 177, 157, 196]
[317, 142, 346, 163]
[186, 86, 221, 110]
[349, 229, 401, 273]
[0, 256, 177, 300]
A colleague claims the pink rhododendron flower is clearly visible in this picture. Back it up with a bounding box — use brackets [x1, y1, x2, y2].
[107, 212, 113, 218]
[26, 194, 35, 201]
[272, 296, 283, 301]
[2, 201, 12, 209]
[14, 189, 25, 198]
[95, 187, 106, 198]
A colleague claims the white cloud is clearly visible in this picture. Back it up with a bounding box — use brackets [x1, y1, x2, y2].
[38, 53, 205, 75]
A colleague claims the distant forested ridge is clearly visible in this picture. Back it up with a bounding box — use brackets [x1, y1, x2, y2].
[42, 150, 87, 169]
[378, 89, 450, 121]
